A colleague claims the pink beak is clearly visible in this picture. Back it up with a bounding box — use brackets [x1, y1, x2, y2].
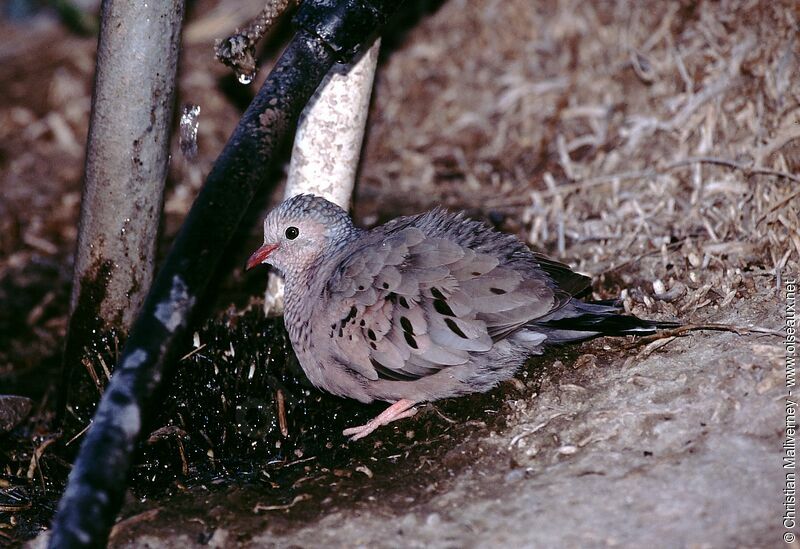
[246, 243, 278, 271]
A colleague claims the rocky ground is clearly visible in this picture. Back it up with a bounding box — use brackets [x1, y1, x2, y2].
[1, 0, 796, 547]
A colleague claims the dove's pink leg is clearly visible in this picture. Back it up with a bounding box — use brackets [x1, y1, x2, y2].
[343, 399, 418, 440]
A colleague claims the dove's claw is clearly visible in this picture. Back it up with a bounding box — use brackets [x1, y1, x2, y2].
[343, 399, 418, 440]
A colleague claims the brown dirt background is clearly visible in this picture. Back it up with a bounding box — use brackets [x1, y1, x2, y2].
[1, 0, 797, 547]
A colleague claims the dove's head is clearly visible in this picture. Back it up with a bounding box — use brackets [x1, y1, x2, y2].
[247, 194, 357, 278]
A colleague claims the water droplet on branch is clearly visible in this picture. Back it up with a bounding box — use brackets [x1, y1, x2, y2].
[237, 71, 255, 85]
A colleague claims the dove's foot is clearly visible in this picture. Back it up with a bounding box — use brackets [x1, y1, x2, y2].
[343, 399, 418, 441]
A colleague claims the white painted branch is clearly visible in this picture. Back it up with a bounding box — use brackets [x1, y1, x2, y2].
[264, 39, 380, 316]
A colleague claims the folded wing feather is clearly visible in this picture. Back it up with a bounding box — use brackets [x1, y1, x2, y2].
[321, 213, 568, 381]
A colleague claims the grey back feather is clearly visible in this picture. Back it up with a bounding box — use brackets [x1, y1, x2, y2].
[310, 208, 575, 382]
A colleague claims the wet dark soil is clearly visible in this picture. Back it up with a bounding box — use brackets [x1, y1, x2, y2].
[2, 298, 592, 545]
[108, 320, 601, 545]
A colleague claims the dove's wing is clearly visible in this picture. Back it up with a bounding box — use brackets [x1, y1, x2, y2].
[317, 211, 573, 382]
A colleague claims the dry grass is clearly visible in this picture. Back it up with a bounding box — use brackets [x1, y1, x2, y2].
[358, 0, 798, 323]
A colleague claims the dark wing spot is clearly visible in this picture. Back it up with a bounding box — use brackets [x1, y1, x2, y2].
[472, 271, 481, 276]
[433, 299, 455, 317]
[338, 328, 343, 338]
[444, 318, 468, 339]
[340, 306, 358, 328]
[360, 319, 366, 326]
[367, 329, 376, 341]
[382, 282, 389, 289]
[403, 331, 419, 349]
[430, 287, 445, 300]
[372, 358, 419, 381]
[490, 288, 507, 295]
[400, 316, 414, 334]
[370, 342, 377, 350]
[398, 296, 410, 308]
[358, 285, 365, 291]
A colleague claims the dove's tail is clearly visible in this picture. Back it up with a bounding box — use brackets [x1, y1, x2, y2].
[530, 299, 680, 344]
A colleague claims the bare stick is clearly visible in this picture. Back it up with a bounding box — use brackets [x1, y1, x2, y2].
[629, 323, 784, 349]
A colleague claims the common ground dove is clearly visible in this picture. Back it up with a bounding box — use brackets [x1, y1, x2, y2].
[247, 194, 676, 440]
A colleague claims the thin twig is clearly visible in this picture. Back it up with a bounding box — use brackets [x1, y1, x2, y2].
[606, 239, 686, 273]
[281, 456, 317, 468]
[756, 188, 800, 226]
[253, 493, 310, 513]
[66, 422, 91, 446]
[177, 439, 189, 476]
[430, 404, 457, 424]
[82, 357, 104, 395]
[276, 389, 289, 437]
[108, 509, 161, 541]
[664, 156, 800, 184]
[629, 323, 783, 349]
[487, 155, 800, 208]
[636, 336, 677, 358]
[179, 343, 207, 361]
[97, 354, 112, 382]
[0, 501, 32, 513]
[27, 436, 59, 489]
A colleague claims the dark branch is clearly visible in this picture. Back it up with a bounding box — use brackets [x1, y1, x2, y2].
[49, 1, 404, 546]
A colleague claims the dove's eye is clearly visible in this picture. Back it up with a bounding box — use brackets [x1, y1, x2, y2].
[285, 226, 299, 240]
